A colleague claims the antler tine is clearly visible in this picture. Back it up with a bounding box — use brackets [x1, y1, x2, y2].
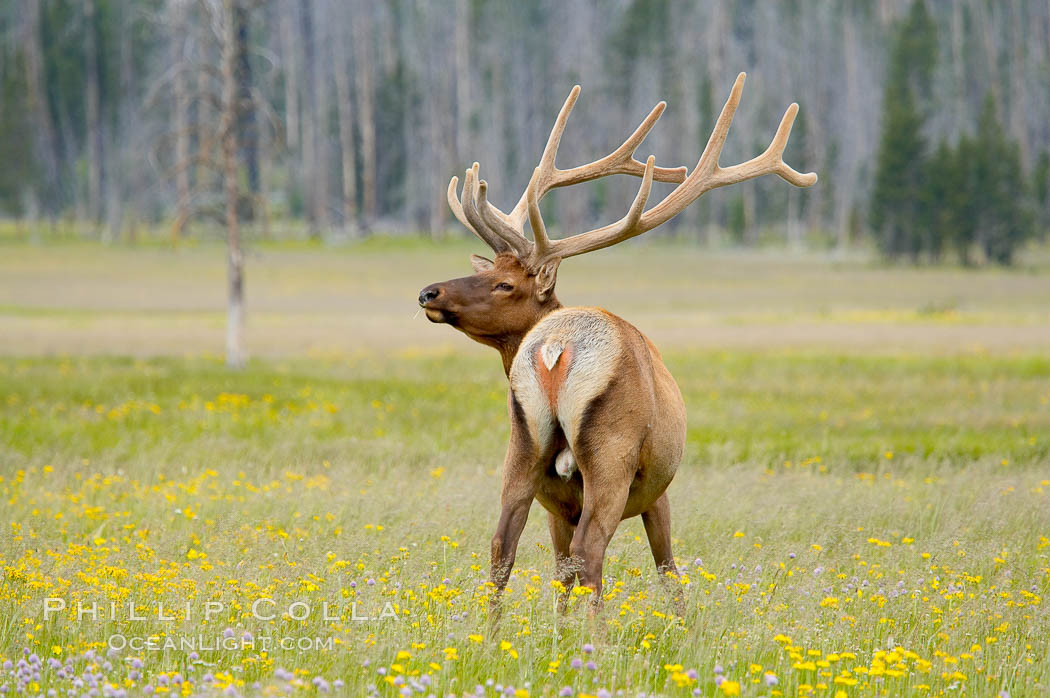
[504, 85, 580, 230]
[447, 176, 478, 237]
[539, 85, 580, 176]
[715, 102, 819, 188]
[458, 164, 516, 255]
[506, 87, 688, 231]
[554, 100, 683, 187]
[540, 156, 656, 260]
[526, 168, 551, 259]
[449, 162, 533, 257]
[639, 73, 816, 228]
[695, 72, 747, 178]
[528, 72, 817, 264]
[502, 85, 580, 231]
[477, 178, 533, 257]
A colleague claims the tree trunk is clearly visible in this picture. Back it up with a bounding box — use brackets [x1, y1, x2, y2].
[836, 11, 860, 251]
[171, 0, 192, 241]
[454, 0, 470, 162]
[234, 1, 259, 206]
[309, 1, 329, 235]
[197, 6, 214, 195]
[299, 0, 326, 237]
[222, 0, 245, 369]
[1008, 3, 1029, 166]
[106, 6, 135, 243]
[279, 6, 299, 151]
[22, 0, 61, 219]
[84, 0, 103, 228]
[353, 0, 377, 225]
[704, 6, 728, 238]
[330, 0, 358, 235]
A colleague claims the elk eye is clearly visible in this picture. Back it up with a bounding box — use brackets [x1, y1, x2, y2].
[495, 282, 514, 292]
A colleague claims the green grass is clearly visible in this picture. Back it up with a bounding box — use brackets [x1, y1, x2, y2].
[1, 241, 1049, 696]
[2, 353, 1049, 697]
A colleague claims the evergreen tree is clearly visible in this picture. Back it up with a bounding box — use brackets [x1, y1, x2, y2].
[871, 84, 927, 260]
[968, 97, 1033, 265]
[869, 0, 937, 261]
[923, 138, 974, 263]
[0, 51, 37, 215]
[1034, 151, 1050, 238]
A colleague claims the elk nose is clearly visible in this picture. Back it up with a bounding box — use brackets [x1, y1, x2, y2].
[418, 285, 441, 307]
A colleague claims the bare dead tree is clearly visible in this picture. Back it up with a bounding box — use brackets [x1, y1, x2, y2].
[171, 0, 193, 241]
[234, 0, 260, 206]
[220, 0, 245, 368]
[329, 0, 358, 235]
[278, 4, 299, 151]
[454, 0, 470, 164]
[150, 0, 273, 366]
[21, 0, 61, 221]
[352, 0, 376, 226]
[84, 0, 103, 228]
[307, 0, 329, 235]
[197, 3, 215, 193]
[105, 3, 136, 243]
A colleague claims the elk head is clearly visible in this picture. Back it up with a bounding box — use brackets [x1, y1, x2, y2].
[418, 251, 562, 351]
[419, 73, 817, 369]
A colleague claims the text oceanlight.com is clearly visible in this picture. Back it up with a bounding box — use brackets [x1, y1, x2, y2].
[106, 634, 336, 653]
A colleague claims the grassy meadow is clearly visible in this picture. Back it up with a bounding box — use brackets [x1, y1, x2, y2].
[1, 240, 1049, 697]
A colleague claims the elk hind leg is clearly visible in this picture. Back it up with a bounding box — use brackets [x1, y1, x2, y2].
[641, 491, 675, 575]
[642, 491, 684, 611]
[569, 460, 633, 605]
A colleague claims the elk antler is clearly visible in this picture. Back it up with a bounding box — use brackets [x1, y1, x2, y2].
[448, 72, 817, 270]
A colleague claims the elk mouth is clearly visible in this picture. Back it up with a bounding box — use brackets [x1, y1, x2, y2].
[424, 307, 457, 325]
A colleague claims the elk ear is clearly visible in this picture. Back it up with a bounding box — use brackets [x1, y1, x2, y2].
[535, 258, 561, 302]
[470, 254, 495, 273]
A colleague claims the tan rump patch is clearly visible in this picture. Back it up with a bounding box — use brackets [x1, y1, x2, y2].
[534, 341, 573, 411]
[510, 307, 622, 452]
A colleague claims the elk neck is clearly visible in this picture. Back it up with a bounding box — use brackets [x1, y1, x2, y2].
[491, 295, 563, 378]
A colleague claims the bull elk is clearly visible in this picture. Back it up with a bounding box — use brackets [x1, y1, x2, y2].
[418, 73, 816, 605]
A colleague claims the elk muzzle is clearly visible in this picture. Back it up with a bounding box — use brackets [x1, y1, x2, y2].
[418, 285, 441, 307]
[418, 283, 453, 324]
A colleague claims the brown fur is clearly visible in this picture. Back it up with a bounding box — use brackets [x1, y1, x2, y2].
[419, 253, 686, 605]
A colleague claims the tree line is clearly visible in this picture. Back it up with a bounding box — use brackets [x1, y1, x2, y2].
[870, 0, 1042, 265]
[1, 0, 1049, 263]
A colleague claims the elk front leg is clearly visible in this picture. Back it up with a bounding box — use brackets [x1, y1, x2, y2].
[490, 432, 540, 597]
[490, 491, 534, 594]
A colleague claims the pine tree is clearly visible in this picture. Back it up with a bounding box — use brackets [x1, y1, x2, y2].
[968, 97, 1033, 265]
[869, 0, 937, 261]
[1033, 151, 1050, 238]
[924, 138, 975, 263]
[871, 84, 927, 260]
